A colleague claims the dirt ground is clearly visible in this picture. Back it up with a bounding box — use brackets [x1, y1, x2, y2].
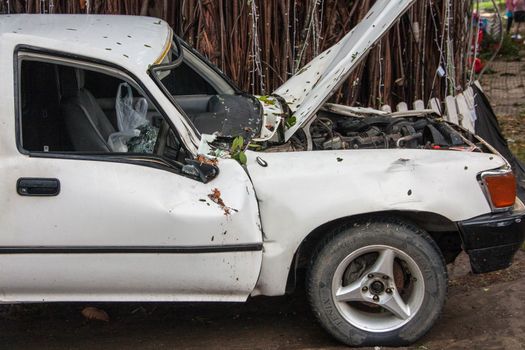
[481, 59, 525, 162]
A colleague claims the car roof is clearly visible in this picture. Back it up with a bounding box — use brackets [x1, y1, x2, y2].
[0, 14, 172, 69]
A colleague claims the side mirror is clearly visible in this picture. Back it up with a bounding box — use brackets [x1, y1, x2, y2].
[182, 159, 219, 183]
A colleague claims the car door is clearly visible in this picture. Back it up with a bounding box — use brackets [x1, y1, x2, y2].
[0, 51, 263, 303]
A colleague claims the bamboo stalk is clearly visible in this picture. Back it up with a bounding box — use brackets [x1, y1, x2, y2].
[6, 0, 474, 107]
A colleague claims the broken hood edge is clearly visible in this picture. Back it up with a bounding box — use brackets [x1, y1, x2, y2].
[272, 0, 418, 142]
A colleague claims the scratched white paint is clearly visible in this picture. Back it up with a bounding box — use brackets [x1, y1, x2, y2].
[247, 149, 506, 296]
[0, 154, 263, 301]
[0, 252, 261, 302]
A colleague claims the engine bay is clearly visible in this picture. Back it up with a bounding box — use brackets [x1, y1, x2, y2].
[264, 106, 489, 153]
[310, 113, 473, 151]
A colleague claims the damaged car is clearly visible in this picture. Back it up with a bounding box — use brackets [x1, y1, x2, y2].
[0, 0, 524, 347]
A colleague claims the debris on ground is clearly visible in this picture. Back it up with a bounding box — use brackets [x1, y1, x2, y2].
[81, 307, 110, 322]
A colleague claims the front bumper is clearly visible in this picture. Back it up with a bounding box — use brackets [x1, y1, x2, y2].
[458, 206, 525, 273]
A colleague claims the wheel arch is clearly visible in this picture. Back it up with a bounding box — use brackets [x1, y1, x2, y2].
[285, 210, 462, 293]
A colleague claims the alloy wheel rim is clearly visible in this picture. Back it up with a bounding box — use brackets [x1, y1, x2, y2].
[331, 244, 425, 333]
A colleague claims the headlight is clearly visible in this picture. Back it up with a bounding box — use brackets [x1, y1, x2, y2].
[479, 168, 516, 210]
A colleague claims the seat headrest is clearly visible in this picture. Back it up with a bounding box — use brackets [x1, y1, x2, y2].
[59, 67, 85, 99]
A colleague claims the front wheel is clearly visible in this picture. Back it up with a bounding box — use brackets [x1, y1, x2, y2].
[307, 218, 448, 347]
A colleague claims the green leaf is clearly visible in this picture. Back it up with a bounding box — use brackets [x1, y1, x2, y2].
[238, 151, 247, 165]
[231, 136, 244, 153]
[258, 95, 275, 105]
[285, 116, 297, 129]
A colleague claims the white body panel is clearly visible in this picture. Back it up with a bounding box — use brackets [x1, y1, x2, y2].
[0, 15, 170, 67]
[247, 149, 504, 295]
[0, 157, 261, 247]
[0, 253, 260, 302]
[0, 154, 263, 301]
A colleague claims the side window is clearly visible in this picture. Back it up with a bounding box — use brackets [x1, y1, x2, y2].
[19, 59, 172, 156]
[160, 61, 217, 96]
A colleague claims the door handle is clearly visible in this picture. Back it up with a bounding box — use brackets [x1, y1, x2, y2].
[17, 178, 60, 196]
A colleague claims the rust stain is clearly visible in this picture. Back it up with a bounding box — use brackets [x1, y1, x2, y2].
[197, 155, 219, 166]
[208, 188, 231, 216]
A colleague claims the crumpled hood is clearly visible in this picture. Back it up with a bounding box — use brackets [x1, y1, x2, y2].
[272, 0, 417, 142]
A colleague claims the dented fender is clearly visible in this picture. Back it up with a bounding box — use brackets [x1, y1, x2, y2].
[246, 149, 506, 296]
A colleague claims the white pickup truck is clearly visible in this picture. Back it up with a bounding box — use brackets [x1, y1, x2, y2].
[1, 0, 524, 347]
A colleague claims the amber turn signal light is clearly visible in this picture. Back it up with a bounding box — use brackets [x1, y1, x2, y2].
[483, 172, 516, 209]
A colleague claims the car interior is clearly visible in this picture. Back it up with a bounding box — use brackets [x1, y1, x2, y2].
[153, 47, 263, 138]
[19, 53, 260, 157]
[19, 58, 219, 157]
[20, 60, 168, 154]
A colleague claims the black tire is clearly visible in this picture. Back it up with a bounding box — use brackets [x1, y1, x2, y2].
[306, 217, 447, 347]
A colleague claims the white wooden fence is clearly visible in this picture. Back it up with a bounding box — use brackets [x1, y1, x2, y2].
[380, 82, 482, 132]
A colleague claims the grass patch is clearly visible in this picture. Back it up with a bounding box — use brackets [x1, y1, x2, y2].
[477, 0, 505, 11]
[480, 33, 522, 61]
